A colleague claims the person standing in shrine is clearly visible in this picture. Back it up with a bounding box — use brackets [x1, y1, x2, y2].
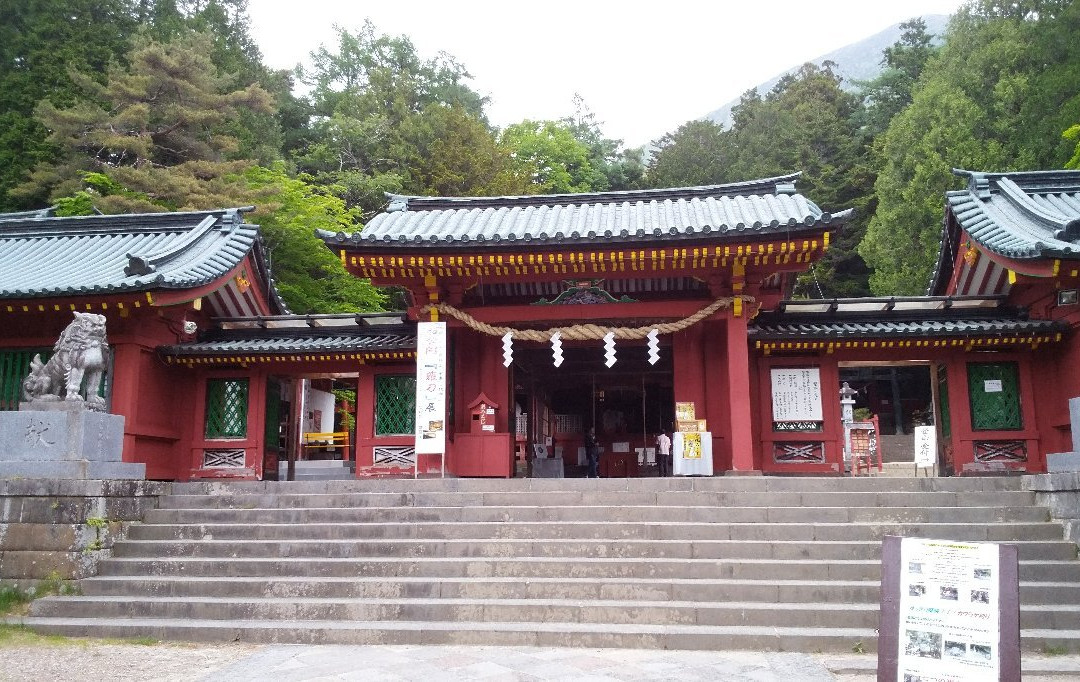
[584, 427, 600, 478]
[656, 430, 672, 477]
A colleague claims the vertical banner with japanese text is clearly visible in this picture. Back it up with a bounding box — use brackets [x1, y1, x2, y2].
[414, 322, 447, 469]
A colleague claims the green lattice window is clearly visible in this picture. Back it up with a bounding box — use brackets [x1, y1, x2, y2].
[967, 362, 1022, 431]
[204, 379, 249, 438]
[375, 374, 415, 435]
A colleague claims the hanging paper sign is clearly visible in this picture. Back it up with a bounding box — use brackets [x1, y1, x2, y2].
[501, 332, 513, 367]
[551, 331, 563, 367]
[603, 331, 616, 367]
[647, 329, 659, 365]
[770, 368, 823, 422]
[414, 322, 446, 455]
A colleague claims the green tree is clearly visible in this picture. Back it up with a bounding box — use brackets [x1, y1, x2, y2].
[857, 18, 939, 137]
[0, 0, 138, 210]
[295, 22, 501, 212]
[646, 119, 734, 188]
[730, 64, 874, 298]
[241, 165, 385, 313]
[561, 94, 644, 191]
[859, 2, 1080, 294]
[401, 105, 531, 198]
[499, 120, 606, 193]
[1066, 124, 1080, 169]
[14, 31, 273, 210]
[305, 21, 486, 121]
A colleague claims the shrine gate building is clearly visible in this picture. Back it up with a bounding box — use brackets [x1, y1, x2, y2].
[3, 170, 1079, 480]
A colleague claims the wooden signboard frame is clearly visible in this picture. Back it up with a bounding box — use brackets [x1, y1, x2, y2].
[878, 535, 1020, 682]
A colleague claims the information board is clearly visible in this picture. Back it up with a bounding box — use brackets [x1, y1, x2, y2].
[878, 536, 1020, 682]
[770, 367, 823, 422]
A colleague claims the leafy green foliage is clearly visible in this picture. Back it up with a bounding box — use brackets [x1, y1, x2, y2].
[860, 1, 1080, 294]
[0, 0, 137, 210]
[240, 165, 385, 313]
[857, 18, 939, 138]
[15, 31, 274, 209]
[1066, 124, 1080, 169]
[647, 120, 734, 188]
[647, 64, 874, 297]
[499, 120, 606, 193]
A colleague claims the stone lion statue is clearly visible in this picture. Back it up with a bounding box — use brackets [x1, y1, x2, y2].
[22, 312, 110, 411]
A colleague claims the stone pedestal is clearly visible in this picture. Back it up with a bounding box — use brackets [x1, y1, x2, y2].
[531, 457, 564, 478]
[0, 402, 144, 480]
[1047, 397, 1080, 473]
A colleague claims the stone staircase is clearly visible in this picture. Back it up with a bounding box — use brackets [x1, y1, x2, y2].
[15, 476, 1080, 652]
[281, 459, 356, 481]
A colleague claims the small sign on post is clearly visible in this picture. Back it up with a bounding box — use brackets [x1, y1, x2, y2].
[878, 536, 1020, 682]
[914, 425, 937, 475]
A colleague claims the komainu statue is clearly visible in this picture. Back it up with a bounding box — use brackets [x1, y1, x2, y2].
[22, 312, 110, 411]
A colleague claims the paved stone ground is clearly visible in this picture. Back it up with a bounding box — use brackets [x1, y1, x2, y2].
[1, 643, 1079, 681]
[206, 646, 841, 681]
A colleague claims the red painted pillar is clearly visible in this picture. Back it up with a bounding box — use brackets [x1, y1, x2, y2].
[725, 310, 757, 473]
[108, 342, 144, 463]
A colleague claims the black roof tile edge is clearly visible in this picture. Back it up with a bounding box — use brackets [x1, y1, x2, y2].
[748, 318, 1065, 341]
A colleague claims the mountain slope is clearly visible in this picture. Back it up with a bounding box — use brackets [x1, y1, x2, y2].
[704, 15, 949, 129]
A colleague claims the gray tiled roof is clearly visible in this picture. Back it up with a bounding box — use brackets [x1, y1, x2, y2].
[320, 174, 853, 250]
[0, 208, 281, 304]
[751, 296, 1064, 340]
[159, 313, 415, 356]
[946, 169, 1080, 260]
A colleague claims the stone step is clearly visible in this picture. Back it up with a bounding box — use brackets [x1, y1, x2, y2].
[93, 556, 1080, 582]
[154, 490, 1038, 509]
[29, 595, 882, 628]
[170, 476, 1028, 495]
[11, 615, 1079, 653]
[6, 615, 882, 650]
[121, 520, 1069, 542]
[140, 504, 1051, 525]
[108, 537, 1079, 561]
[75, 575, 1080, 605]
[30, 595, 1080, 631]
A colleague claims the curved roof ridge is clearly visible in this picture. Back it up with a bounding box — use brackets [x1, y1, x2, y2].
[386, 173, 803, 212]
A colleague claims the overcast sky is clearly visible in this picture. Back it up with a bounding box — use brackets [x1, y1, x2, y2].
[247, 0, 968, 147]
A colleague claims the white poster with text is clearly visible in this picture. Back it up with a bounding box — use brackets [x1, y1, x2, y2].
[770, 367, 823, 422]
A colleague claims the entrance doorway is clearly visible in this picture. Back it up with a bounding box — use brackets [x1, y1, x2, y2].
[513, 344, 674, 477]
[268, 375, 358, 481]
[838, 363, 935, 463]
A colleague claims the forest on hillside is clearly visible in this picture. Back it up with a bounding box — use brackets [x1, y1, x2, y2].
[1, 0, 1078, 312]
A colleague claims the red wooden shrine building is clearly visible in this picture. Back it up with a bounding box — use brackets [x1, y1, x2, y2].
[1, 170, 1078, 480]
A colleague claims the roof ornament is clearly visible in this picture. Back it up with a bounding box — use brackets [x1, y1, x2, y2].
[124, 214, 218, 277]
[387, 195, 409, 212]
[775, 182, 797, 195]
[970, 173, 992, 200]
